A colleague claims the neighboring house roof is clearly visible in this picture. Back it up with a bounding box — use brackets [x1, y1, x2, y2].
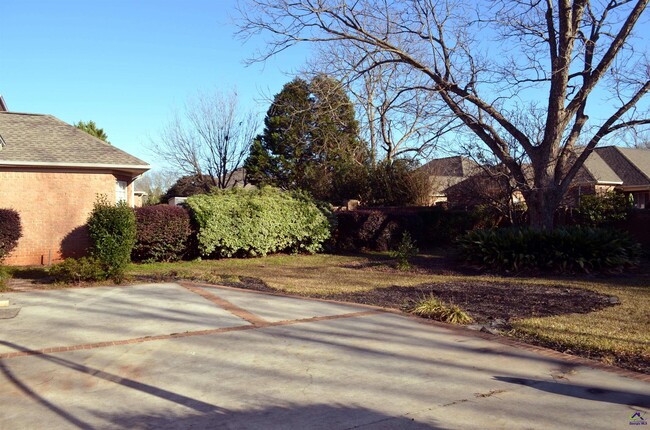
[0, 112, 149, 174]
[577, 146, 650, 190]
[579, 149, 623, 184]
[0, 96, 7, 112]
[594, 146, 650, 186]
[420, 155, 478, 177]
[419, 156, 480, 196]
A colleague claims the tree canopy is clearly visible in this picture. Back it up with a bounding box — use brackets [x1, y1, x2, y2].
[245, 75, 368, 203]
[75, 120, 110, 144]
[238, 0, 650, 228]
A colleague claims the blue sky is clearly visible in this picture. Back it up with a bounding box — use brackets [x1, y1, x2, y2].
[0, 0, 310, 168]
[2, 1, 649, 173]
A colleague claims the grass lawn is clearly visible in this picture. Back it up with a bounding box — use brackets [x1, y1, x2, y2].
[5, 252, 649, 373]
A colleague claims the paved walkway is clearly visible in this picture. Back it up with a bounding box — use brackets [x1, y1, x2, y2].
[0, 282, 648, 429]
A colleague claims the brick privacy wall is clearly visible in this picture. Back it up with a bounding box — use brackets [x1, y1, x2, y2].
[1, 169, 134, 266]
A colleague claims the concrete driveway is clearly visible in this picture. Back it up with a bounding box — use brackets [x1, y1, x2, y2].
[0, 282, 647, 429]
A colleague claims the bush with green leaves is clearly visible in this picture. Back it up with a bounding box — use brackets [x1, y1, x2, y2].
[187, 187, 331, 257]
[87, 195, 136, 282]
[578, 191, 633, 227]
[457, 227, 642, 273]
[390, 232, 419, 270]
[49, 257, 106, 284]
[0, 208, 22, 262]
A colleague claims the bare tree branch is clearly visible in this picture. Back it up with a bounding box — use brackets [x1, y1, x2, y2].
[151, 89, 259, 190]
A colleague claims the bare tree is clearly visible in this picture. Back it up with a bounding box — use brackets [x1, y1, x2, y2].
[152, 90, 259, 191]
[310, 43, 461, 165]
[237, 0, 650, 228]
[134, 170, 178, 205]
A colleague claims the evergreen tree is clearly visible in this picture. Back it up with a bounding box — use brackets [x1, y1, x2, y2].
[245, 78, 313, 189]
[245, 75, 368, 203]
[75, 120, 110, 144]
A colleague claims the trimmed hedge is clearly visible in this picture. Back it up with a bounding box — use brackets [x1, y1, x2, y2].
[335, 207, 478, 251]
[457, 226, 642, 273]
[187, 187, 331, 257]
[0, 208, 22, 262]
[87, 196, 137, 282]
[133, 205, 192, 262]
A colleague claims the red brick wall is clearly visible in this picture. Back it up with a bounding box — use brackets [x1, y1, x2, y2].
[1, 168, 135, 266]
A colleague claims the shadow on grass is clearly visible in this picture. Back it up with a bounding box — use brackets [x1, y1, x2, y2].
[7, 267, 51, 281]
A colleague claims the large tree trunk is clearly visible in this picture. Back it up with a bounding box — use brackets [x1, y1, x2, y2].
[525, 188, 560, 230]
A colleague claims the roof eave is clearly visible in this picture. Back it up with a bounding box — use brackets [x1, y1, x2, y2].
[0, 160, 150, 176]
[619, 185, 650, 191]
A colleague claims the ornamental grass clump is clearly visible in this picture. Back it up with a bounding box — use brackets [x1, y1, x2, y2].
[409, 294, 473, 324]
[187, 187, 331, 258]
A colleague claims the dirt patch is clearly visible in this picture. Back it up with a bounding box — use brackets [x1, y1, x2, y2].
[228, 274, 616, 324]
[320, 282, 617, 323]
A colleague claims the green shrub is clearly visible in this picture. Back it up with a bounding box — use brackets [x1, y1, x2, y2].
[578, 191, 633, 227]
[390, 232, 419, 270]
[409, 294, 473, 324]
[457, 227, 642, 273]
[87, 195, 136, 282]
[49, 257, 106, 284]
[0, 266, 9, 290]
[187, 187, 331, 257]
[364, 159, 431, 206]
[133, 205, 192, 262]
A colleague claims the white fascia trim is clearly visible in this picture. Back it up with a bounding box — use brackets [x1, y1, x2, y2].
[0, 160, 150, 170]
[595, 181, 625, 185]
[573, 180, 624, 186]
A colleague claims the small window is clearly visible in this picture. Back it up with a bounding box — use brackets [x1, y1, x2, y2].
[116, 180, 128, 203]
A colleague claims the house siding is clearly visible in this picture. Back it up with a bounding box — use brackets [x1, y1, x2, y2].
[1, 168, 135, 265]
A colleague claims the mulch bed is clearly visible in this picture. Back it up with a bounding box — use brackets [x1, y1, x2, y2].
[328, 256, 618, 323]
[320, 282, 617, 323]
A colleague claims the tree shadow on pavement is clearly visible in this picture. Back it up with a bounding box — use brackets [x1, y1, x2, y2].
[494, 376, 650, 408]
[0, 340, 441, 429]
[92, 403, 441, 430]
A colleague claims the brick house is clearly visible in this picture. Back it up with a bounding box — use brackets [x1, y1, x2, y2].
[0, 110, 149, 265]
[418, 156, 480, 205]
[568, 146, 650, 209]
[420, 147, 650, 210]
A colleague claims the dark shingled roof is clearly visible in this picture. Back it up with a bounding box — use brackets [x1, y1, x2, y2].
[580, 149, 623, 184]
[0, 112, 149, 169]
[420, 155, 479, 177]
[594, 146, 650, 186]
